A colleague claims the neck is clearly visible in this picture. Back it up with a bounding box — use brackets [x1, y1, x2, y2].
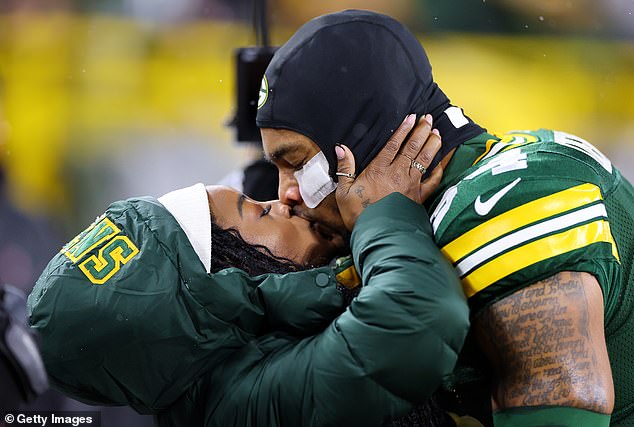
[439, 147, 458, 170]
[426, 106, 485, 174]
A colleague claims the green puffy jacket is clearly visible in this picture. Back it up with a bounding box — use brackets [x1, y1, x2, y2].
[157, 193, 469, 426]
[28, 194, 345, 413]
[28, 192, 468, 426]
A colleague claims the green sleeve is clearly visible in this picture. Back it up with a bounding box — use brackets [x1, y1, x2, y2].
[493, 406, 610, 427]
[180, 193, 470, 427]
[28, 197, 346, 414]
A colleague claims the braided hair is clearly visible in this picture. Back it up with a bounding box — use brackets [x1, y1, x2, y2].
[208, 213, 455, 427]
[209, 214, 304, 276]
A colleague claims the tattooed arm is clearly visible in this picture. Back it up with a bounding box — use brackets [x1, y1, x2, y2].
[474, 271, 614, 419]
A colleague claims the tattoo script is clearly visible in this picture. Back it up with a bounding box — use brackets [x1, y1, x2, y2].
[475, 273, 609, 412]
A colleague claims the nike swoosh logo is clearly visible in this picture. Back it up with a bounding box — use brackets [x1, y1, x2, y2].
[474, 177, 522, 216]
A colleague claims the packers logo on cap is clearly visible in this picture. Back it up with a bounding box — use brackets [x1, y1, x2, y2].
[258, 75, 269, 109]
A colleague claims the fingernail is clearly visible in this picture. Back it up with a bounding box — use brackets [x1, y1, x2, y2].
[432, 128, 440, 136]
[335, 144, 345, 160]
[405, 114, 416, 125]
[425, 114, 433, 125]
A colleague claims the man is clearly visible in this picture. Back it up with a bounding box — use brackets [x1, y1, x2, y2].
[257, 10, 633, 426]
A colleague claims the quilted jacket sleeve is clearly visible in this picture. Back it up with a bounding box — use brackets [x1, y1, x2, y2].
[169, 193, 470, 427]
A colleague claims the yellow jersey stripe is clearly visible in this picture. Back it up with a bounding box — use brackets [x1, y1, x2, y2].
[472, 133, 540, 165]
[454, 203, 609, 276]
[462, 219, 618, 298]
[442, 182, 603, 264]
[472, 138, 500, 165]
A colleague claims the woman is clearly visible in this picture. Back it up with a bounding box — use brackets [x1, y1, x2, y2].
[28, 120, 469, 426]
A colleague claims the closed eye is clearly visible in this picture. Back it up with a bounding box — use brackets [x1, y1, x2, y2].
[293, 158, 308, 171]
[260, 205, 272, 217]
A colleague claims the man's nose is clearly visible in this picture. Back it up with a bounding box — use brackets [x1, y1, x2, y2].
[278, 174, 303, 206]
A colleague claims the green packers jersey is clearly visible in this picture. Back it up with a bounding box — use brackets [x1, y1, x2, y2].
[429, 129, 634, 425]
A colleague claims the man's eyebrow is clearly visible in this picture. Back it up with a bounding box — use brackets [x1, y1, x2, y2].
[237, 193, 246, 219]
[265, 144, 297, 162]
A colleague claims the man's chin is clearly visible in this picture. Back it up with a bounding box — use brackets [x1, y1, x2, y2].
[293, 207, 349, 244]
[330, 234, 349, 256]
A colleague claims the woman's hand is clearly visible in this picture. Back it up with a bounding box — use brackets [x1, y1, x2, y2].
[335, 114, 443, 231]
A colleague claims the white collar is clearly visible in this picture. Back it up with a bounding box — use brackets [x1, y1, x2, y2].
[158, 183, 212, 273]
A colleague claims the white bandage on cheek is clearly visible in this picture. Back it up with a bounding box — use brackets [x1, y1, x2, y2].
[294, 151, 337, 209]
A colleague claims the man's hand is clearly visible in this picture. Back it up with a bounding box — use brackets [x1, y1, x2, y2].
[335, 113, 443, 231]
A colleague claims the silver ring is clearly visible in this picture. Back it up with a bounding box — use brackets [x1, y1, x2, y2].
[335, 172, 356, 179]
[411, 160, 427, 175]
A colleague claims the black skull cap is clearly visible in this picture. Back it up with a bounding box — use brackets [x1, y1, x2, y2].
[256, 9, 484, 176]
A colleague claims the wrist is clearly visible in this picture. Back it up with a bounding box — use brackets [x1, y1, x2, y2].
[493, 406, 610, 427]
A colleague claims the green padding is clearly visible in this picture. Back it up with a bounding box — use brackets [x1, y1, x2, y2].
[493, 406, 610, 427]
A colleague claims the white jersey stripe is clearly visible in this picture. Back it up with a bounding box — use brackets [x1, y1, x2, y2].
[455, 203, 608, 277]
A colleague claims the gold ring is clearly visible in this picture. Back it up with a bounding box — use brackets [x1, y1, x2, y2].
[411, 160, 427, 175]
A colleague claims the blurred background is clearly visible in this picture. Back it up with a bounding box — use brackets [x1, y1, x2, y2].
[0, 0, 633, 423]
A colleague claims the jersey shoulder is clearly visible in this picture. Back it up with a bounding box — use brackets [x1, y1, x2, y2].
[432, 129, 621, 310]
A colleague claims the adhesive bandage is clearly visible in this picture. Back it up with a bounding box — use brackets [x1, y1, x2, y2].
[294, 151, 337, 208]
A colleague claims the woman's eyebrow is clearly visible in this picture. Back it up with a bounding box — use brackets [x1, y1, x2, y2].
[237, 194, 246, 219]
